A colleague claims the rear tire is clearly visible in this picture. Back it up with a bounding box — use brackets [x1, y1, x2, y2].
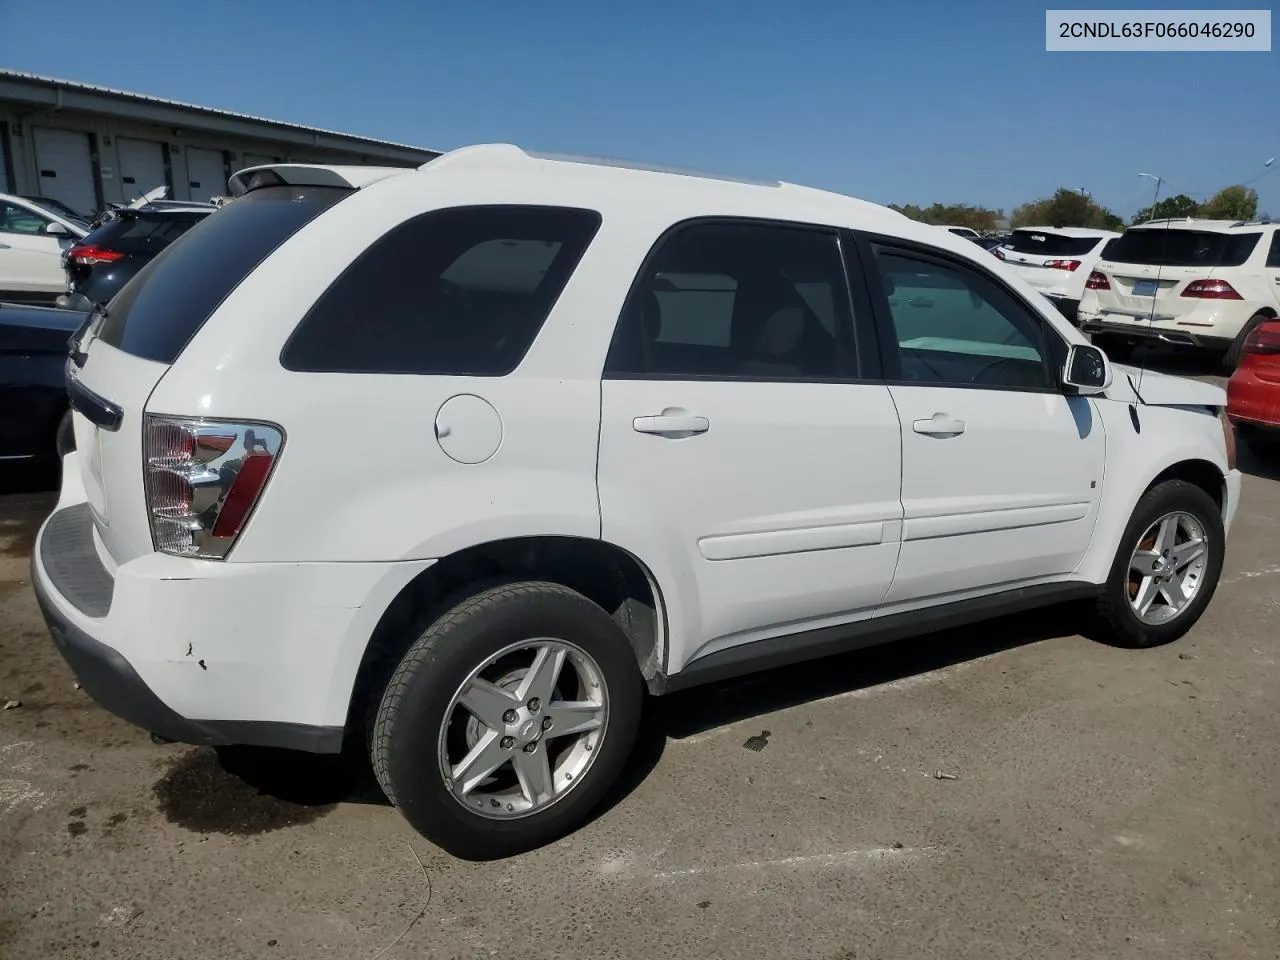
[1092, 480, 1225, 649]
[371, 581, 643, 860]
[1222, 313, 1268, 372]
[1238, 423, 1280, 457]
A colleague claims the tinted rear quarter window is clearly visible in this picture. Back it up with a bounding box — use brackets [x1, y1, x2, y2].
[1003, 231, 1102, 257]
[1103, 229, 1261, 267]
[282, 206, 602, 375]
[97, 186, 350, 363]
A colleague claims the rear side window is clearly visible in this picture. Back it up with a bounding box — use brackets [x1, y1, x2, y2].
[1267, 231, 1280, 268]
[282, 206, 601, 375]
[97, 185, 350, 363]
[1102, 229, 1261, 267]
[1002, 230, 1102, 257]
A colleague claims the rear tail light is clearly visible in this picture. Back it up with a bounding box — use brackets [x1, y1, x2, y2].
[1085, 271, 1111, 290]
[67, 244, 125, 265]
[143, 416, 283, 558]
[1181, 279, 1242, 300]
[1242, 321, 1280, 355]
[1044, 259, 1082, 272]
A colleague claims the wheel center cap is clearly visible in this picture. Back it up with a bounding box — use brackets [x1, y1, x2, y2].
[518, 718, 539, 741]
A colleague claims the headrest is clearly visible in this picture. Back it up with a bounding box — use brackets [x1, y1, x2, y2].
[754, 306, 805, 356]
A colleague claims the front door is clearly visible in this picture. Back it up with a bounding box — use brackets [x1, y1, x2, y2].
[861, 238, 1105, 607]
[597, 218, 904, 673]
[0, 200, 67, 298]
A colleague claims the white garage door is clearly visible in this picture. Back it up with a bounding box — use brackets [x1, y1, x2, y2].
[32, 127, 97, 217]
[117, 138, 168, 201]
[185, 147, 227, 202]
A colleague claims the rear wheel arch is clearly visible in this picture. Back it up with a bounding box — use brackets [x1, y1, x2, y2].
[344, 535, 668, 741]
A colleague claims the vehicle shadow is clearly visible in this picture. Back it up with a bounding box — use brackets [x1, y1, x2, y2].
[209, 603, 1085, 833]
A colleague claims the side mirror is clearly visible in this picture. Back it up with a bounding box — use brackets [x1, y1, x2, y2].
[45, 221, 71, 238]
[1063, 343, 1112, 394]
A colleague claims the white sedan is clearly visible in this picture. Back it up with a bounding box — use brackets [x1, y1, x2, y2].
[0, 193, 90, 305]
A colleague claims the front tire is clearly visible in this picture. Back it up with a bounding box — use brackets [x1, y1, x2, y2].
[371, 581, 643, 860]
[1222, 313, 1269, 372]
[1093, 480, 1225, 649]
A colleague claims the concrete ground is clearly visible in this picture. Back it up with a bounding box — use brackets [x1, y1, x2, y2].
[1, 354, 1278, 960]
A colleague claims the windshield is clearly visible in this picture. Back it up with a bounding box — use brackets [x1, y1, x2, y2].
[83, 212, 210, 255]
[96, 184, 350, 364]
[1002, 230, 1102, 257]
[1103, 229, 1261, 267]
[23, 196, 90, 227]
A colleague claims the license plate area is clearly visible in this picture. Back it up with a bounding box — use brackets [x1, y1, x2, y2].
[1132, 279, 1158, 297]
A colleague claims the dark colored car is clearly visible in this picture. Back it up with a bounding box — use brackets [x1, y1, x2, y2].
[0, 302, 87, 465]
[58, 204, 213, 310]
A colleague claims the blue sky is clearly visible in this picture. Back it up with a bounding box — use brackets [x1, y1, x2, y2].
[3, 0, 1275, 219]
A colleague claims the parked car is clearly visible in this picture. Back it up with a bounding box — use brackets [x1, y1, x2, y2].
[977, 236, 1004, 252]
[1077, 218, 1280, 368]
[0, 193, 90, 305]
[57, 202, 216, 310]
[33, 145, 1240, 859]
[937, 225, 982, 242]
[0, 301, 86, 465]
[993, 227, 1121, 323]
[1226, 318, 1280, 454]
[21, 196, 93, 227]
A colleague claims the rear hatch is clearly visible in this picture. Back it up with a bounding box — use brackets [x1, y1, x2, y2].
[1091, 227, 1264, 321]
[997, 230, 1103, 297]
[67, 181, 355, 565]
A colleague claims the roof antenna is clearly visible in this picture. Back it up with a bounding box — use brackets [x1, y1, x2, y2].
[1129, 172, 1174, 407]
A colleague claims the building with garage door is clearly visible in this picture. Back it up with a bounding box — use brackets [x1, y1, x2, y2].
[0, 71, 440, 217]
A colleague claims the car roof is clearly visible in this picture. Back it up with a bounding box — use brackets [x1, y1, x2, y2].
[229, 142, 978, 252]
[1129, 217, 1275, 234]
[1011, 226, 1120, 238]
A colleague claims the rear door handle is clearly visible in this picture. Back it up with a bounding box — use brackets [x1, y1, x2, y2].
[913, 413, 966, 437]
[633, 410, 710, 436]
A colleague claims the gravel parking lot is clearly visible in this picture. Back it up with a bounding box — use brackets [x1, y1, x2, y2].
[2, 356, 1277, 960]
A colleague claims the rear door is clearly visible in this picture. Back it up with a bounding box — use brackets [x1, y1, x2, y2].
[597, 219, 904, 674]
[860, 236, 1104, 606]
[69, 183, 353, 565]
[1266, 231, 1280, 310]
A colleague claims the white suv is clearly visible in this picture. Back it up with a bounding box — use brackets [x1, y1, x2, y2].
[995, 226, 1121, 323]
[34, 145, 1241, 859]
[1078, 218, 1280, 367]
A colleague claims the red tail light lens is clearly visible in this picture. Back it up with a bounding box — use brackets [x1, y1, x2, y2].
[1182, 279, 1242, 300]
[67, 244, 125, 265]
[144, 417, 284, 558]
[1242, 321, 1280, 355]
[1044, 259, 1082, 272]
[1086, 271, 1111, 290]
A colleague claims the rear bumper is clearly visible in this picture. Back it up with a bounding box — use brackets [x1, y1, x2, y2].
[1077, 298, 1256, 348]
[1078, 317, 1233, 349]
[31, 456, 434, 752]
[1227, 368, 1280, 428]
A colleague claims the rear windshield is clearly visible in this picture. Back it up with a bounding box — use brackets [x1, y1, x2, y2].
[1102, 229, 1261, 267]
[1002, 230, 1102, 257]
[96, 185, 349, 363]
[83, 212, 209, 255]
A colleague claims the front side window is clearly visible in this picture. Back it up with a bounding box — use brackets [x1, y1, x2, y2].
[873, 247, 1053, 390]
[0, 200, 51, 236]
[605, 220, 856, 380]
[283, 206, 601, 375]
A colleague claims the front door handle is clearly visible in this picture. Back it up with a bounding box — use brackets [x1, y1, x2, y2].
[913, 413, 966, 437]
[633, 409, 710, 436]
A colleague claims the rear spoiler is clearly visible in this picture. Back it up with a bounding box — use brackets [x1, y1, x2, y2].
[228, 163, 409, 197]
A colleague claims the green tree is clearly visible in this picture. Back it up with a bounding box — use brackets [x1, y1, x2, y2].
[889, 202, 1000, 233]
[1010, 188, 1122, 230]
[1132, 193, 1200, 224]
[1199, 185, 1258, 221]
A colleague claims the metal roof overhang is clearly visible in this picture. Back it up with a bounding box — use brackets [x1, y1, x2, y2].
[0, 71, 441, 165]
